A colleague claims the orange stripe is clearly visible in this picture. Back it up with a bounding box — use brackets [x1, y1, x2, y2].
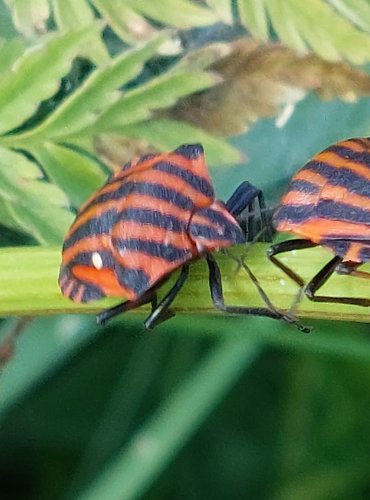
[167, 152, 212, 181]
[277, 217, 370, 243]
[129, 169, 212, 206]
[114, 251, 192, 293]
[112, 220, 196, 250]
[68, 192, 193, 237]
[116, 250, 190, 274]
[320, 184, 370, 210]
[101, 150, 211, 187]
[281, 191, 319, 206]
[293, 168, 327, 187]
[75, 153, 202, 216]
[343, 242, 368, 263]
[317, 150, 370, 179]
[281, 184, 370, 210]
[63, 280, 74, 298]
[72, 265, 135, 300]
[62, 235, 112, 264]
[73, 284, 85, 303]
[339, 138, 370, 152]
[59, 274, 68, 287]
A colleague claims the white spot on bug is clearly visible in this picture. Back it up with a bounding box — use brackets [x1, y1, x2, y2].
[291, 250, 297, 256]
[92, 252, 103, 270]
[279, 279, 286, 286]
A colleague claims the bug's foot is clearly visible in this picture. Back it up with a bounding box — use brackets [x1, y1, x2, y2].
[279, 310, 311, 334]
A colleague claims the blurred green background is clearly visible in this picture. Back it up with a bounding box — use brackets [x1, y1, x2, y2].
[0, 1, 370, 499]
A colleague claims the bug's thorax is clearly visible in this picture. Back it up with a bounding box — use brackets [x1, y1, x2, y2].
[188, 200, 244, 254]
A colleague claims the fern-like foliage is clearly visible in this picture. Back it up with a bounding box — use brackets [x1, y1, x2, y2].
[0, 0, 369, 245]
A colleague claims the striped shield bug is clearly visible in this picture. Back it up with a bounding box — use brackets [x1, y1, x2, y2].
[59, 144, 283, 329]
[268, 137, 370, 307]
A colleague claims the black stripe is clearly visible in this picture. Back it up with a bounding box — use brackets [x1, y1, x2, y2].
[174, 143, 204, 159]
[274, 200, 370, 226]
[115, 267, 150, 295]
[305, 161, 370, 197]
[321, 239, 351, 259]
[120, 208, 186, 232]
[189, 206, 244, 244]
[289, 179, 320, 194]
[322, 239, 370, 262]
[322, 234, 370, 241]
[273, 204, 316, 225]
[327, 145, 370, 167]
[351, 138, 370, 149]
[80, 181, 195, 216]
[359, 245, 370, 262]
[189, 222, 244, 244]
[64, 208, 188, 251]
[317, 199, 370, 224]
[154, 161, 214, 198]
[63, 209, 118, 250]
[68, 250, 118, 268]
[112, 238, 191, 262]
[197, 206, 237, 228]
[81, 283, 106, 302]
[69, 282, 82, 301]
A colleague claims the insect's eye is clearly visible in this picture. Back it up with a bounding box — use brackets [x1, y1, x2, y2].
[92, 252, 103, 270]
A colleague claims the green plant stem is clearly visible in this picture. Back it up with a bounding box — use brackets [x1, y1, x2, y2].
[76, 336, 261, 500]
[0, 244, 369, 322]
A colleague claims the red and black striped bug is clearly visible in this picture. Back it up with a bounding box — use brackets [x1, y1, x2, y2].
[268, 137, 370, 307]
[59, 144, 283, 329]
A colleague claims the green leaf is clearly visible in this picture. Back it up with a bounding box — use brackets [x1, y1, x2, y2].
[286, 0, 370, 63]
[205, 0, 233, 24]
[116, 118, 243, 166]
[92, 70, 218, 132]
[326, 0, 370, 32]
[238, 0, 370, 63]
[124, 0, 220, 28]
[0, 26, 99, 135]
[237, 0, 269, 41]
[0, 196, 26, 233]
[0, 37, 26, 76]
[92, 0, 156, 44]
[32, 143, 106, 207]
[12, 34, 168, 142]
[265, 0, 307, 53]
[51, 0, 110, 65]
[0, 147, 73, 244]
[4, 0, 50, 37]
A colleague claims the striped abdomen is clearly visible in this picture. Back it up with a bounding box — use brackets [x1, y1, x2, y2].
[274, 137, 370, 262]
[59, 144, 243, 304]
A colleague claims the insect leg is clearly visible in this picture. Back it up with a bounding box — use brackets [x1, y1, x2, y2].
[206, 254, 282, 320]
[267, 239, 318, 287]
[96, 289, 157, 326]
[144, 265, 190, 329]
[306, 258, 370, 306]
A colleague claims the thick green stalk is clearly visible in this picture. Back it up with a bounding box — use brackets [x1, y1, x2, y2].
[0, 244, 369, 322]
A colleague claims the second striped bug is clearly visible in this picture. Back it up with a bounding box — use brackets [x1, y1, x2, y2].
[268, 137, 370, 308]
